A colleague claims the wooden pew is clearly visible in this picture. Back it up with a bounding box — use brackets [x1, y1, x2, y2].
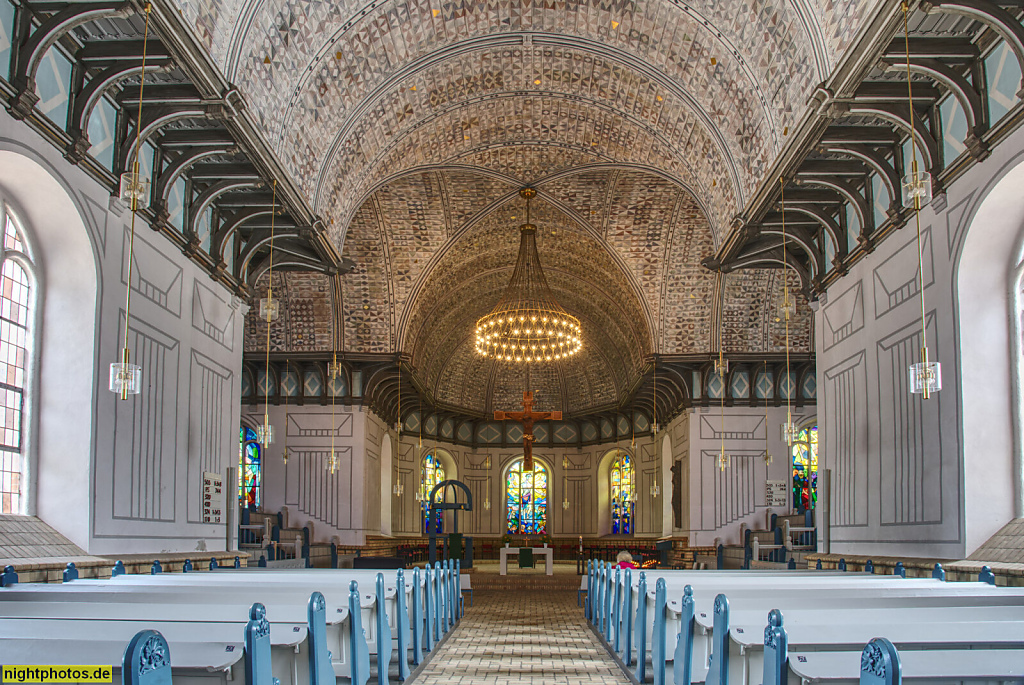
[586, 562, 1024, 685]
[2, 572, 412, 683]
[762, 621, 1024, 685]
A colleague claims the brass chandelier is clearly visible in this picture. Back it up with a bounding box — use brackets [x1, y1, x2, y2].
[475, 188, 583, 363]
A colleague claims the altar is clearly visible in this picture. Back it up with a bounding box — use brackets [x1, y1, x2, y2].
[499, 546, 554, 575]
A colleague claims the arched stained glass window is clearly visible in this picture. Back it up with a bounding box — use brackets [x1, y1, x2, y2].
[506, 459, 547, 534]
[0, 209, 32, 514]
[421, 451, 445, 534]
[791, 425, 818, 513]
[239, 426, 261, 507]
[610, 452, 634, 534]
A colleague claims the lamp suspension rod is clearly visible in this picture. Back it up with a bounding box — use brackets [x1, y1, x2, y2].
[119, 2, 152, 400]
[263, 180, 277, 433]
[781, 176, 792, 433]
[903, 1, 930, 363]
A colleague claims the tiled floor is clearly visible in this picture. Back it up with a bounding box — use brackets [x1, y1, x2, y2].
[414, 589, 629, 684]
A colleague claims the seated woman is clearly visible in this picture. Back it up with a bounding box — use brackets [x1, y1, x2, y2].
[615, 550, 638, 569]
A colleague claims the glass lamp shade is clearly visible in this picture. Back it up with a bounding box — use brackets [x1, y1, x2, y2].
[326, 452, 338, 474]
[282, 448, 289, 465]
[780, 294, 796, 321]
[764, 452, 773, 466]
[718, 453, 729, 472]
[781, 421, 798, 446]
[650, 483, 661, 497]
[119, 172, 151, 211]
[327, 361, 342, 380]
[902, 169, 933, 209]
[910, 360, 942, 397]
[393, 482, 404, 497]
[414, 489, 424, 502]
[714, 357, 729, 375]
[483, 498, 491, 510]
[257, 423, 274, 446]
[259, 297, 280, 323]
[109, 362, 142, 396]
[562, 499, 570, 510]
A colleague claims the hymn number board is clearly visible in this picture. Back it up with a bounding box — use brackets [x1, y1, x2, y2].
[765, 480, 788, 508]
[203, 471, 223, 523]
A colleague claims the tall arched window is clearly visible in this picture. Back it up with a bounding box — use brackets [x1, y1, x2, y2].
[791, 424, 818, 513]
[506, 459, 547, 534]
[421, 451, 445, 534]
[610, 452, 634, 534]
[239, 426, 261, 507]
[0, 208, 33, 514]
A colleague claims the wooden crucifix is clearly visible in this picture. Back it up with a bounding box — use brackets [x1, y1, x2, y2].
[494, 391, 561, 470]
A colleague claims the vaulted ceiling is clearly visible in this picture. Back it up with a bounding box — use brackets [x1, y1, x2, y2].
[245, 167, 813, 416]
[175, 0, 880, 243]
[205, 0, 872, 415]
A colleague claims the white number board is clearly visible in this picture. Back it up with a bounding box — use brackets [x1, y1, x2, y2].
[203, 471, 223, 524]
[765, 480, 788, 508]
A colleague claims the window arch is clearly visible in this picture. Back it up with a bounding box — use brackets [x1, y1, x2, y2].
[239, 426, 261, 508]
[610, 451, 635, 534]
[506, 459, 547, 534]
[421, 451, 446, 534]
[0, 207, 34, 514]
[791, 424, 818, 513]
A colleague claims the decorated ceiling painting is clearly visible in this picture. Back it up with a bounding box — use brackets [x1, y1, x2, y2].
[173, 0, 882, 245]
[215, 0, 851, 414]
[246, 168, 812, 415]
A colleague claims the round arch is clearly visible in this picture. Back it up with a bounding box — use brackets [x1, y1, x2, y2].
[420, 446, 458, 533]
[956, 154, 1024, 553]
[597, 447, 636, 536]
[0, 150, 98, 549]
[500, 454, 554, 535]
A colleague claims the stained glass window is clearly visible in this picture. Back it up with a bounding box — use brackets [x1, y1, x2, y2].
[421, 451, 446, 534]
[239, 426, 261, 507]
[610, 452, 634, 534]
[506, 459, 547, 534]
[0, 209, 30, 515]
[791, 425, 818, 513]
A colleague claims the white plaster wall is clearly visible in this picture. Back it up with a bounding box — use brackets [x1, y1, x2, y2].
[387, 434, 665, 538]
[686, 405, 805, 547]
[255, 403, 374, 545]
[817, 123, 1024, 559]
[0, 108, 244, 555]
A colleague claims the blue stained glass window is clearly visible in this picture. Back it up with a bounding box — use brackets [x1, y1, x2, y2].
[239, 426, 261, 507]
[791, 425, 818, 513]
[506, 459, 547, 534]
[610, 452, 634, 534]
[421, 452, 445, 534]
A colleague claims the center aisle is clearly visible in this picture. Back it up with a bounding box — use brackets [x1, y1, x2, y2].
[413, 589, 629, 685]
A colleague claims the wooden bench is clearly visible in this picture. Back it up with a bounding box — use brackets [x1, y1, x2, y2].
[460, 573, 472, 609]
[583, 560, 1024, 685]
[2, 564, 462, 685]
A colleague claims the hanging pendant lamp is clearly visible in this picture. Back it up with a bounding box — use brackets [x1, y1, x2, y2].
[778, 177, 799, 447]
[475, 188, 582, 362]
[900, 2, 941, 398]
[109, 3, 154, 399]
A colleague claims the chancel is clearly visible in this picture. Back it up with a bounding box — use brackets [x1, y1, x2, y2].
[1, 0, 1024, 682]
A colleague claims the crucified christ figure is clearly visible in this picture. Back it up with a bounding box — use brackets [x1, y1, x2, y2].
[493, 391, 562, 470]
